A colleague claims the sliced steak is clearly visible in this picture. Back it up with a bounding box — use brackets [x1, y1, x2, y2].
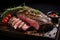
[8, 16, 30, 31]
[16, 14, 39, 30]
[22, 24, 30, 31]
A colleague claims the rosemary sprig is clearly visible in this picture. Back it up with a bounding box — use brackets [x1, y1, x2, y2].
[1, 5, 44, 18]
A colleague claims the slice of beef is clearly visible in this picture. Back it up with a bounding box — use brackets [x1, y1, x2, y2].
[8, 16, 31, 31]
[16, 14, 39, 30]
[22, 24, 30, 31]
[13, 20, 22, 29]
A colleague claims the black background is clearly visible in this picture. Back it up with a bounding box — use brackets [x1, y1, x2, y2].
[0, 0, 60, 40]
[0, 0, 60, 14]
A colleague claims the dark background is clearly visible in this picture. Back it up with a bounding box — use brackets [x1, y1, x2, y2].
[0, 0, 60, 40]
[0, 0, 60, 14]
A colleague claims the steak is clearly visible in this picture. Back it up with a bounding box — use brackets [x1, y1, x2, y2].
[8, 16, 30, 31]
[16, 14, 39, 30]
